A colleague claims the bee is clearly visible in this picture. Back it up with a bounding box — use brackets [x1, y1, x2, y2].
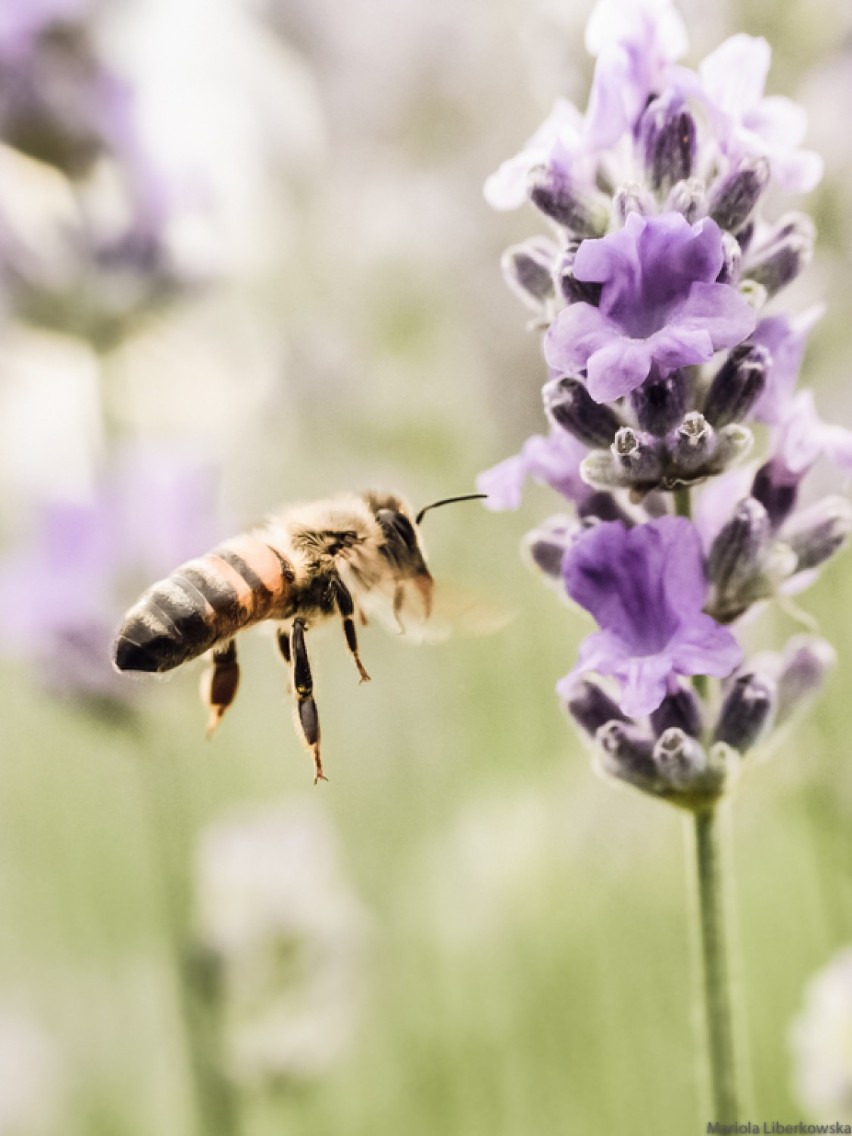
[112, 490, 484, 782]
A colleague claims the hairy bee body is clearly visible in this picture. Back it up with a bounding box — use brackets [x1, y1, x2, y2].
[113, 491, 434, 781]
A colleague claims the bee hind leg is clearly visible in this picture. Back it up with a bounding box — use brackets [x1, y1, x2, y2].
[276, 627, 292, 693]
[290, 618, 326, 784]
[201, 640, 240, 738]
[334, 580, 371, 683]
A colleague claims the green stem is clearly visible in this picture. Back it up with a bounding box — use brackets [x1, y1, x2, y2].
[674, 485, 692, 518]
[691, 807, 742, 1122]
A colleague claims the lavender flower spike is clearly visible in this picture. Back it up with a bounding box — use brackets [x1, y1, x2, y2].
[544, 213, 756, 403]
[560, 517, 741, 716]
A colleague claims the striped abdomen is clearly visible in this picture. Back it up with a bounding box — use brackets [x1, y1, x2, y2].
[113, 535, 295, 674]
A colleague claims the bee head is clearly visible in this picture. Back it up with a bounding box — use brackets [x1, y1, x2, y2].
[367, 494, 428, 575]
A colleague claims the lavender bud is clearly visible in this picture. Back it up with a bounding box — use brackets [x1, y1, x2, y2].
[707, 155, 771, 233]
[638, 94, 697, 196]
[717, 231, 742, 286]
[744, 213, 815, 297]
[751, 459, 800, 529]
[576, 491, 633, 525]
[785, 496, 852, 572]
[556, 243, 603, 305]
[595, 721, 658, 789]
[612, 183, 655, 225]
[525, 515, 574, 578]
[775, 637, 836, 726]
[544, 376, 622, 448]
[653, 728, 707, 789]
[707, 497, 770, 598]
[706, 424, 754, 473]
[580, 433, 663, 490]
[580, 451, 625, 489]
[612, 428, 664, 484]
[527, 538, 567, 578]
[703, 343, 770, 428]
[563, 680, 627, 737]
[665, 177, 706, 222]
[736, 221, 755, 254]
[650, 685, 703, 739]
[668, 412, 717, 474]
[500, 239, 556, 311]
[528, 164, 610, 237]
[631, 370, 687, 436]
[713, 672, 776, 753]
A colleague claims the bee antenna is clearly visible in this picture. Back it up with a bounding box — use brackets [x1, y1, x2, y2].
[415, 493, 488, 526]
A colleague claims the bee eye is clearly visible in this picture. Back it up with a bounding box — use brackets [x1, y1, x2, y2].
[375, 509, 417, 548]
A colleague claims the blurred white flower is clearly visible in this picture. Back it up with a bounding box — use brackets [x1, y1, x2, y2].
[791, 946, 852, 1120]
[0, 1011, 60, 1136]
[100, 0, 326, 279]
[195, 799, 370, 1086]
[413, 777, 605, 949]
[0, 327, 102, 525]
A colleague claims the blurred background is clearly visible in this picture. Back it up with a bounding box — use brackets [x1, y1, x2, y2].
[1, 0, 852, 1132]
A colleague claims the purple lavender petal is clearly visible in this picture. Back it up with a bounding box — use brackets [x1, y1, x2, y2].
[700, 34, 771, 120]
[586, 338, 654, 402]
[668, 283, 757, 345]
[548, 215, 753, 402]
[583, 0, 688, 147]
[774, 392, 852, 477]
[562, 517, 740, 714]
[543, 303, 621, 378]
[618, 655, 675, 717]
[583, 48, 635, 150]
[671, 616, 743, 677]
[654, 517, 712, 616]
[564, 520, 683, 652]
[750, 306, 824, 424]
[477, 430, 590, 511]
[646, 325, 714, 374]
[697, 34, 823, 193]
[484, 98, 585, 211]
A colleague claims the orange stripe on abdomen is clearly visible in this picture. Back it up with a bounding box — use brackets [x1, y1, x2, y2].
[209, 536, 294, 621]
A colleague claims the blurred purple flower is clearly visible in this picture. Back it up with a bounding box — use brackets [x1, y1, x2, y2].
[559, 517, 741, 716]
[695, 34, 823, 193]
[0, 443, 222, 707]
[543, 213, 756, 402]
[0, 0, 93, 56]
[476, 429, 590, 511]
[0, 7, 135, 179]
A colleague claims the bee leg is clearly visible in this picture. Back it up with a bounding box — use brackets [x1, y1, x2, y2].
[334, 580, 371, 683]
[276, 627, 292, 693]
[201, 640, 240, 738]
[290, 618, 326, 784]
[392, 584, 406, 634]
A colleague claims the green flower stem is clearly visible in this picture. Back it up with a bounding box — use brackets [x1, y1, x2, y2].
[691, 805, 742, 1122]
[674, 482, 743, 1118]
[674, 485, 693, 518]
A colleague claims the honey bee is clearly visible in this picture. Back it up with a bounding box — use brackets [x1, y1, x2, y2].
[112, 490, 484, 782]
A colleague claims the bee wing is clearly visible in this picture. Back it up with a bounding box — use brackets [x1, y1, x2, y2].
[360, 579, 513, 645]
[420, 581, 515, 643]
